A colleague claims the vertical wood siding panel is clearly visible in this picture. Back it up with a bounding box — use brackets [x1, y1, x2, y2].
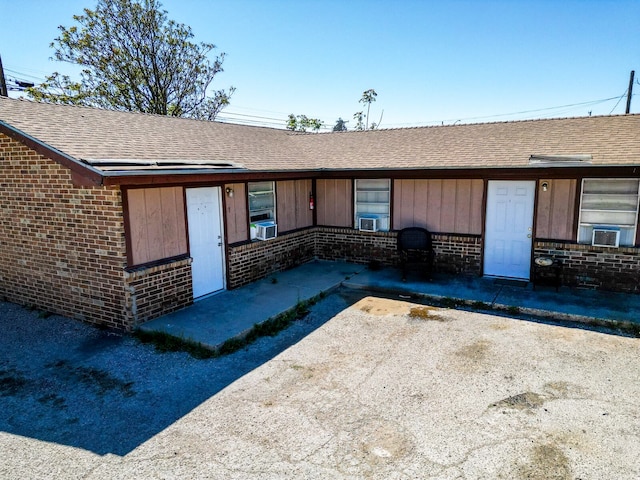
[173, 187, 188, 254]
[316, 179, 328, 225]
[127, 189, 150, 264]
[144, 188, 164, 261]
[394, 179, 483, 234]
[317, 179, 352, 227]
[469, 179, 484, 235]
[226, 183, 248, 244]
[536, 179, 552, 238]
[551, 179, 576, 240]
[295, 180, 303, 228]
[414, 180, 429, 228]
[536, 179, 576, 241]
[341, 180, 354, 227]
[454, 179, 472, 234]
[404, 180, 416, 228]
[392, 179, 402, 229]
[565, 179, 578, 240]
[276, 180, 295, 232]
[127, 186, 188, 265]
[296, 179, 313, 228]
[440, 179, 457, 233]
[426, 179, 442, 232]
[160, 187, 179, 257]
[394, 179, 415, 229]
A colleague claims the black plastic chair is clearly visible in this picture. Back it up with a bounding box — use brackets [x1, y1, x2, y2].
[397, 227, 435, 281]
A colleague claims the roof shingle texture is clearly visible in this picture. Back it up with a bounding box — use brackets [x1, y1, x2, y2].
[1, 97, 639, 171]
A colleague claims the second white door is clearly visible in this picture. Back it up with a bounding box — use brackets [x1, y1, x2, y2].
[186, 187, 225, 298]
[484, 180, 535, 279]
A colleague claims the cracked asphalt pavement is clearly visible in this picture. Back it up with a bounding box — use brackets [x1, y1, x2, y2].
[1, 290, 639, 479]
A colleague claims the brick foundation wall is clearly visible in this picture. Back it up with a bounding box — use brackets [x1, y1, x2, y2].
[315, 227, 481, 275]
[535, 241, 640, 293]
[0, 133, 129, 329]
[315, 227, 399, 265]
[227, 227, 482, 288]
[432, 234, 482, 275]
[227, 228, 316, 288]
[124, 258, 193, 328]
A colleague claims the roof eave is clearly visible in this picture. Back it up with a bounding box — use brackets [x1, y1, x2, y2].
[0, 121, 104, 186]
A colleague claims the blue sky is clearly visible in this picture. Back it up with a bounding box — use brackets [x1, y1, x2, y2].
[2, 0, 639, 130]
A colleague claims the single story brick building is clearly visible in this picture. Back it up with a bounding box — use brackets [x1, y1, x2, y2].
[1, 97, 639, 330]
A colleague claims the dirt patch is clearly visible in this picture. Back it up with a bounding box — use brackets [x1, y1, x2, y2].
[492, 382, 581, 412]
[47, 360, 135, 397]
[491, 391, 546, 410]
[455, 339, 492, 361]
[355, 297, 414, 316]
[518, 443, 572, 480]
[408, 306, 448, 322]
[489, 321, 511, 330]
[355, 297, 449, 321]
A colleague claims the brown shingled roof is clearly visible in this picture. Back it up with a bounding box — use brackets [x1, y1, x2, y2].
[1, 97, 639, 174]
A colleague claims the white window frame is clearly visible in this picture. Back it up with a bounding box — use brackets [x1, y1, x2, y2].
[354, 178, 391, 232]
[577, 178, 640, 247]
[248, 181, 276, 223]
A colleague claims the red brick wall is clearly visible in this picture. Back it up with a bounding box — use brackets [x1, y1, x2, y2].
[0, 133, 129, 329]
[535, 241, 640, 293]
[315, 227, 482, 274]
[227, 229, 315, 288]
[315, 227, 398, 265]
[227, 227, 482, 287]
[432, 234, 482, 275]
[124, 258, 193, 327]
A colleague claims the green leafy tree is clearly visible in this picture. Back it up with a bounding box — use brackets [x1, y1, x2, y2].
[332, 117, 348, 131]
[358, 88, 377, 130]
[353, 111, 364, 131]
[286, 114, 323, 132]
[27, 0, 233, 119]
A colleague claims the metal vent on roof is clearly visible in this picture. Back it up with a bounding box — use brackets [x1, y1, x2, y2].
[82, 158, 245, 172]
[528, 154, 592, 166]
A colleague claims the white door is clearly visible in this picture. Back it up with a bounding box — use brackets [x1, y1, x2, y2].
[186, 187, 225, 298]
[484, 180, 535, 279]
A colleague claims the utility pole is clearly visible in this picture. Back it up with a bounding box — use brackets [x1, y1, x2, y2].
[0, 54, 8, 97]
[625, 70, 634, 114]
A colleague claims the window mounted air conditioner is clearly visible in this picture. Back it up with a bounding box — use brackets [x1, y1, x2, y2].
[592, 228, 620, 247]
[255, 221, 277, 240]
[358, 216, 379, 232]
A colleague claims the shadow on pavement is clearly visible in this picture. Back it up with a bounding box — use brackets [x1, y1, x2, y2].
[0, 290, 366, 456]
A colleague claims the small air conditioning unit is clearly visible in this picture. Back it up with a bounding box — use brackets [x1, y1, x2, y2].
[592, 227, 620, 247]
[255, 221, 277, 240]
[358, 216, 379, 232]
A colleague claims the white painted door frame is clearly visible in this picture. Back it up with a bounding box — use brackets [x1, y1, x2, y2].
[484, 180, 536, 280]
[186, 187, 226, 298]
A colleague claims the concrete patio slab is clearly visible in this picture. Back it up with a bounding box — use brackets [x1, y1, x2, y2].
[347, 266, 640, 328]
[141, 260, 640, 350]
[139, 260, 366, 347]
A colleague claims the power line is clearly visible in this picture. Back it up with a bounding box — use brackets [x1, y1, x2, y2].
[4, 68, 46, 83]
[385, 95, 625, 127]
[222, 93, 630, 130]
[3, 63, 631, 127]
[609, 90, 628, 115]
[220, 111, 288, 122]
